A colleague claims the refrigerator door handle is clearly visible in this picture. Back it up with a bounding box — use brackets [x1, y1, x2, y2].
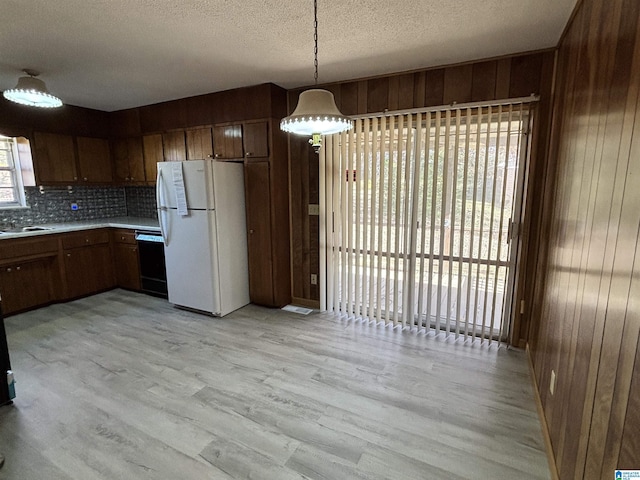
[156, 166, 164, 208]
[156, 168, 169, 246]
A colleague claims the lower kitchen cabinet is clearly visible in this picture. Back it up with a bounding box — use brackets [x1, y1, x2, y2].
[0, 257, 57, 315]
[113, 244, 141, 290]
[63, 230, 115, 299]
[0, 236, 60, 315]
[112, 229, 141, 291]
[0, 227, 154, 316]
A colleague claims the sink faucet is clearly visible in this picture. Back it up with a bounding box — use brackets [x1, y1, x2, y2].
[0, 221, 16, 231]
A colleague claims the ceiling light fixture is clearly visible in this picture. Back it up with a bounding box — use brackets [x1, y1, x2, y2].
[280, 0, 352, 153]
[3, 70, 63, 108]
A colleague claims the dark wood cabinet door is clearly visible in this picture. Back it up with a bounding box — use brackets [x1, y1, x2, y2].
[242, 121, 269, 160]
[112, 138, 130, 183]
[77, 136, 113, 183]
[162, 131, 187, 161]
[33, 132, 78, 183]
[213, 124, 243, 160]
[143, 134, 164, 184]
[113, 243, 141, 290]
[126, 137, 145, 183]
[64, 244, 114, 299]
[244, 161, 274, 306]
[186, 127, 213, 160]
[0, 258, 55, 315]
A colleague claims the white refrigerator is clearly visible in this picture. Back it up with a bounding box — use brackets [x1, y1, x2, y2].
[156, 159, 249, 316]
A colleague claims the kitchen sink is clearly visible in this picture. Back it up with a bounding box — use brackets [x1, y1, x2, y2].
[21, 226, 54, 232]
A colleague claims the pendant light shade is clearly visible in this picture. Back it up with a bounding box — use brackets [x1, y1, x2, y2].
[3, 70, 63, 108]
[280, 0, 351, 152]
[280, 89, 352, 136]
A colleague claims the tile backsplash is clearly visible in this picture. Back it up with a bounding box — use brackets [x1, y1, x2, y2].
[0, 185, 158, 227]
[124, 186, 157, 219]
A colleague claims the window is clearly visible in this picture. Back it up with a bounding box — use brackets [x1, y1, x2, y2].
[0, 136, 27, 208]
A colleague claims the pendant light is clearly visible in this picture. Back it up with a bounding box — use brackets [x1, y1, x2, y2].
[3, 70, 63, 108]
[280, 0, 352, 153]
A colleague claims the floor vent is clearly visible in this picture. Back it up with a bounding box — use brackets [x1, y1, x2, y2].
[282, 305, 313, 315]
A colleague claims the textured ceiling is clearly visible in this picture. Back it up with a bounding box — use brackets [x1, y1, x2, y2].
[0, 0, 577, 112]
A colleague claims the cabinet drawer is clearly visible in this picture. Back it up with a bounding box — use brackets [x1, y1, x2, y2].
[112, 229, 137, 245]
[62, 230, 111, 249]
[0, 237, 59, 261]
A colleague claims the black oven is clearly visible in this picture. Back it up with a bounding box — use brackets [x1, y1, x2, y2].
[135, 231, 168, 298]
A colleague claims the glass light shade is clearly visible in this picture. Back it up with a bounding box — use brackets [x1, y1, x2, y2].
[281, 89, 352, 135]
[3, 75, 63, 108]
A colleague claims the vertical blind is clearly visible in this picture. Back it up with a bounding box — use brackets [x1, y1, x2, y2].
[320, 101, 533, 343]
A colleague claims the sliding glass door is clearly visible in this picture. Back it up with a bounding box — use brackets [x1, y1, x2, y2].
[321, 102, 532, 343]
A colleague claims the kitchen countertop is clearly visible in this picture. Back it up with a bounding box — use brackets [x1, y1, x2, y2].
[0, 217, 160, 240]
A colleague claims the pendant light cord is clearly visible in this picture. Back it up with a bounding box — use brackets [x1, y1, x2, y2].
[313, 0, 318, 85]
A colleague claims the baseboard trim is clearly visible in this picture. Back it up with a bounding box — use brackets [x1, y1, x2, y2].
[290, 297, 321, 310]
[526, 344, 560, 480]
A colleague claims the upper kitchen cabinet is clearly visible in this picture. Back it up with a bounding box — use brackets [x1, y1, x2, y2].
[162, 130, 186, 161]
[33, 133, 113, 185]
[112, 137, 145, 184]
[33, 132, 78, 184]
[213, 124, 243, 160]
[186, 127, 213, 160]
[142, 134, 164, 183]
[242, 121, 269, 160]
[212, 121, 269, 161]
[76, 136, 113, 183]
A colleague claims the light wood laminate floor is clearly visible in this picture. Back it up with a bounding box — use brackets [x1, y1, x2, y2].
[0, 290, 549, 479]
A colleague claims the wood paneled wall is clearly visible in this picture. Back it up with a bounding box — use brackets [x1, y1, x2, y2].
[529, 0, 640, 477]
[288, 50, 556, 334]
[110, 83, 288, 137]
[0, 97, 109, 138]
[0, 83, 287, 140]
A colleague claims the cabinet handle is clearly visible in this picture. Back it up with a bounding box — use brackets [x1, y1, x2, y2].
[86, 239, 89, 243]
[6, 268, 11, 272]
[245, 152, 252, 157]
[214, 153, 221, 159]
[121, 236, 126, 240]
[67, 253, 71, 257]
[207, 154, 213, 158]
[73, 176, 78, 180]
[16, 266, 20, 271]
[249, 229, 254, 234]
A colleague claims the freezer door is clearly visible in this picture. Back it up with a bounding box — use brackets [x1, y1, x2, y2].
[163, 209, 221, 315]
[156, 160, 214, 210]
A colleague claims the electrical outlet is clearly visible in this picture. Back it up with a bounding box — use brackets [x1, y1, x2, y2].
[310, 274, 318, 285]
[308, 204, 320, 216]
[550, 370, 556, 396]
